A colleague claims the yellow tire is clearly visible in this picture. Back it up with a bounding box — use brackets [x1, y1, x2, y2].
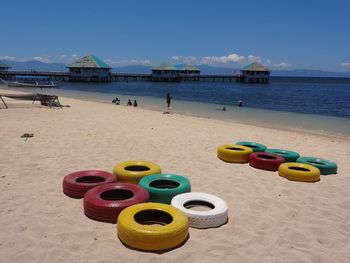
[278, 162, 320, 182]
[217, 144, 253, 163]
[113, 161, 161, 184]
[117, 203, 189, 251]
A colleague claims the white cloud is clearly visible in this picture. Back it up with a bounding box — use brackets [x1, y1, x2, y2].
[183, 56, 197, 64]
[57, 54, 67, 59]
[32, 56, 52, 63]
[341, 62, 350, 67]
[199, 53, 245, 65]
[171, 56, 182, 61]
[105, 59, 152, 67]
[272, 62, 293, 68]
[247, 55, 262, 63]
[227, 53, 245, 63]
[0, 55, 18, 61]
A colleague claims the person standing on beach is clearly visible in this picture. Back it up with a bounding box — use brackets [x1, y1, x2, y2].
[166, 93, 172, 108]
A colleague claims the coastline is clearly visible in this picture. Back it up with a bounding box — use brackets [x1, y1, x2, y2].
[1, 86, 349, 139]
[1, 87, 350, 262]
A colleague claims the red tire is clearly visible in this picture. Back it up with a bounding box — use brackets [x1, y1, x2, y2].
[83, 183, 149, 223]
[249, 152, 285, 171]
[63, 170, 116, 199]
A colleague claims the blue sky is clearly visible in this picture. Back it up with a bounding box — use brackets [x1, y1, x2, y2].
[1, 0, 350, 71]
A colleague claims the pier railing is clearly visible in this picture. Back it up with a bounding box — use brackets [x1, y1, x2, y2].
[0, 70, 268, 83]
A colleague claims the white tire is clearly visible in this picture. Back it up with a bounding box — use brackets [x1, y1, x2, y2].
[171, 192, 228, 229]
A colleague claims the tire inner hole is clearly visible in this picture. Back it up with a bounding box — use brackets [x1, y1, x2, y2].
[76, 176, 106, 183]
[244, 145, 259, 148]
[124, 165, 150, 172]
[227, 147, 244, 151]
[100, 189, 134, 201]
[309, 161, 325, 165]
[288, 167, 310, 172]
[134, 209, 173, 226]
[184, 200, 215, 211]
[257, 154, 277, 160]
[149, 179, 180, 189]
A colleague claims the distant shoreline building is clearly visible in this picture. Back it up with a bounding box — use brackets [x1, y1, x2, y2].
[0, 62, 11, 71]
[151, 63, 201, 82]
[151, 64, 181, 82]
[67, 55, 111, 82]
[179, 64, 200, 75]
[237, 62, 270, 84]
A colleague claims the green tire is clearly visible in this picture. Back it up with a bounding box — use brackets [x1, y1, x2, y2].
[265, 149, 300, 162]
[296, 157, 337, 175]
[139, 174, 191, 204]
[235, 141, 267, 152]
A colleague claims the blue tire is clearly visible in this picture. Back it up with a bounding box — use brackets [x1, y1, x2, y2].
[265, 149, 300, 162]
[139, 174, 191, 204]
[296, 157, 337, 175]
[235, 141, 267, 152]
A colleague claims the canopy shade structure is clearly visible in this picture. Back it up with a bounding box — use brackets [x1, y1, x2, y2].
[0, 93, 62, 109]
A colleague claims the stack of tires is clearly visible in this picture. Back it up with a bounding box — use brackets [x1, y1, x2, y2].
[217, 141, 337, 183]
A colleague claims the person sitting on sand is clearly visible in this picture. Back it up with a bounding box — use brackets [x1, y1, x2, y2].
[127, 99, 132, 106]
[133, 100, 138, 107]
[112, 97, 120, 105]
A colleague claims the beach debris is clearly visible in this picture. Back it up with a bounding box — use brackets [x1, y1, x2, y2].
[21, 133, 34, 140]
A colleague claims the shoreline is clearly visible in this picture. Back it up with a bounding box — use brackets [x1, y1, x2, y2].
[1, 86, 349, 140]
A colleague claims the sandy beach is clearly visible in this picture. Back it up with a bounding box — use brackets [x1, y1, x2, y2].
[1, 88, 350, 263]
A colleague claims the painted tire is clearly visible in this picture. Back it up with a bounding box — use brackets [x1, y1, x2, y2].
[249, 152, 285, 171]
[265, 149, 300, 162]
[84, 183, 149, 223]
[113, 160, 161, 184]
[217, 144, 253, 163]
[278, 162, 320, 182]
[63, 170, 116, 198]
[171, 192, 228, 229]
[235, 141, 267, 152]
[139, 174, 191, 204]
[296, 157, 337, 175]
[117, 203, 189, 251]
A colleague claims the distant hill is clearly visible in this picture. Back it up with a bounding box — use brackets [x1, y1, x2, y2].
[112, 65, 152, 74]
[271, 69, 350, 78]
[2, 60, 67, 71]
[2, 60, 350, 78]
[113, 65, 350, 77]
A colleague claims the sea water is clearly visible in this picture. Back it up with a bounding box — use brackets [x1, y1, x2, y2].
[2, 77, 350, 136]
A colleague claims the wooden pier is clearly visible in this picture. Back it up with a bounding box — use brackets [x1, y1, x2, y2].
[0, 70, 240, 83]
[0, 70, 69, 81]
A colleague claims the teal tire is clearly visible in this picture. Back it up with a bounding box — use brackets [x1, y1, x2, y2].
[296, 157, 337, 175]
[139, 174, 191, 204]
[265, 149, 300, 162]
[235, 141, 267, 152]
